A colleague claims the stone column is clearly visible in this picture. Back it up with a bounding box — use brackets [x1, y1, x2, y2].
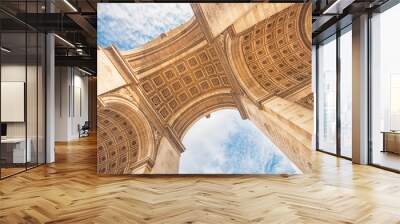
[239, 96, 314, 173]
[151, 137, 181, 174]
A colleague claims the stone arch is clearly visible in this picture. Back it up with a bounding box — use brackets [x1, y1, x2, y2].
[97, 96, 156, 174]
[97, 2, 315, 174]
[172, 92, 238, 141]
[225, 3, 313, 107]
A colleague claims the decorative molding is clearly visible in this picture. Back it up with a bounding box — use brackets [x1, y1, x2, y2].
[212, 32, 249, 119]
[296, 93, 314, 110]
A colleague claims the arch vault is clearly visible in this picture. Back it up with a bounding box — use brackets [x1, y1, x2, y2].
[97, 3, 314, 174]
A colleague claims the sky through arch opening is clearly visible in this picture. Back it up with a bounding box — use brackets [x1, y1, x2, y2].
[179, 109, 301, 174]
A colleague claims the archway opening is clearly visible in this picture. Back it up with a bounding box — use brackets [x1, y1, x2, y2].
[179, 109, 301, 174]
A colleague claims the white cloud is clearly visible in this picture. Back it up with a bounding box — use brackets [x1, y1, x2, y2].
[97, 3, 193, 50]
[179, 109, 299, 174]
[180, 110, 238, 173]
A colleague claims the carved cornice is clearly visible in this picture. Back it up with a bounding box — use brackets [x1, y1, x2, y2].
[296, 93, 314, 111]
[129, 156, 155, 174]
[98, 83, 131, 98]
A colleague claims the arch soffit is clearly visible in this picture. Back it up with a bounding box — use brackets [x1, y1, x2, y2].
[100, 96, 156, 162]
[226, 3, 313, 106]
[97, 107, 139, 174]
[166, 88, 232, 126]
[135, 43, 234, 125]
[172, 92, 238, 141]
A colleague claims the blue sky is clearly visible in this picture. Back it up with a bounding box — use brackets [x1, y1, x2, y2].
[97, 3, 193, 50]
[180, 110, 299, 174]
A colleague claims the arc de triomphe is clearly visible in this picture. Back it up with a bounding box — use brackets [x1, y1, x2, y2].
[97, 3, 313, 174]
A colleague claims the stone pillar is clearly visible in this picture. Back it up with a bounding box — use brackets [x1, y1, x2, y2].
[352, 14, 369, 164]
[240, 96, 314, 173]
[151, 137, 181, 174]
